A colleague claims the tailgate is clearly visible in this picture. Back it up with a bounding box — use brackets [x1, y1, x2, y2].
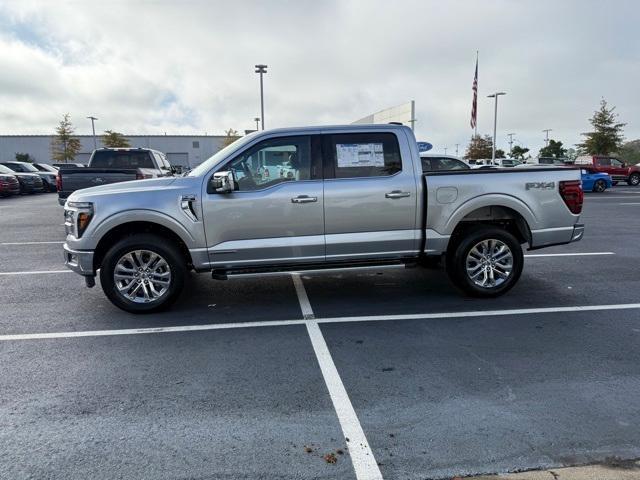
[59, 169, 138, 196]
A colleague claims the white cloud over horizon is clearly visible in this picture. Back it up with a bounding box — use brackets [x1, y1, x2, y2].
[0, 0, 638, 155]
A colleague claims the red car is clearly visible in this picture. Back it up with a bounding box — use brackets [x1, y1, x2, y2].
[0, 167, 21, 197]
[575, 155, 640, 186]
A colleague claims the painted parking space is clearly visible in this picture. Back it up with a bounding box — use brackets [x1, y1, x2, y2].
[0, 326, 356, 480]
[319, 310, 640, 479]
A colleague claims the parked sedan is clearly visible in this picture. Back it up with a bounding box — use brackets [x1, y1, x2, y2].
[0, 164, 44, 193]
[0, 170, 21, 197]
[581, 168, 613, 193]
[1, 161, 57, 192]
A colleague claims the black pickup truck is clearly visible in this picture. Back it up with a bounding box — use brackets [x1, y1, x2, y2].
[57, 148, 174, 205]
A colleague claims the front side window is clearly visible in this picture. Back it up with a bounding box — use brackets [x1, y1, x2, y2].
[325, 133, 401, 178]
[224, 136, 311, 192]
[611, 158, 623, 167]
[595, 157, 610, 166]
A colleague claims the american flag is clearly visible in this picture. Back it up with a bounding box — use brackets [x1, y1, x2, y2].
[470, 56, 478, 130]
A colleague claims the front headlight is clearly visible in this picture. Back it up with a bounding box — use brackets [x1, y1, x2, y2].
[65, 202, 94, 238]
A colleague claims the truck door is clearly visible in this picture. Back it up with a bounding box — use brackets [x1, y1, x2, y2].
[322, 130, 419, 261]
[201, 135, 324, 268]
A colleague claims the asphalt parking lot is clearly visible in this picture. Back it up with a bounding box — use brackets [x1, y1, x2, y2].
[1, 189, 640, 480]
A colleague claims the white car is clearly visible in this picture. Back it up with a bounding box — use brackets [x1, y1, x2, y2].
[419, 153, 470, 172]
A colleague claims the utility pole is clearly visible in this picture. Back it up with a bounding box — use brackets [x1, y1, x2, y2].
[543, 129, 552, 147]
[87, 116, 98, 150]
[409, 100, 416, 131]
[507, 133, 516, 156]
[254, 64, 268, 130]
[455, 144, 459, 156]
[487, 92, 506, 163]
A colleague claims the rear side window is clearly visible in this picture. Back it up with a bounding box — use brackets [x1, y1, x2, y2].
[432, 157, 469, 171]
[324, 133, 401, 178]
[90, 151, 154, 169]
[595, 157, 610, 166]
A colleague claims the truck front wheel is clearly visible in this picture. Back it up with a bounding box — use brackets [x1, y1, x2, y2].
[628, 173, 640, 186]
[446, 227, 523, 298]
[99, 233, 186, 313]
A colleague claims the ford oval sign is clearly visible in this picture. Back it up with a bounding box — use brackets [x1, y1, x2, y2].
[417, 142, 433, 152]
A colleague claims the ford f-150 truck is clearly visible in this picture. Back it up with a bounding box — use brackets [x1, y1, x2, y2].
[57, 148, 174, 205]
[63, 125, 584, 313]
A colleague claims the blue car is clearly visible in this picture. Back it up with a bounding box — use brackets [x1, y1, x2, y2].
[581, 168, 612, 192]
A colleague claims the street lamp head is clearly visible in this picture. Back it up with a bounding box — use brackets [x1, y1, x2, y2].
[254, 64, 268, 73]
[254, 117, 260, 122]
[487, 92, 506, 98]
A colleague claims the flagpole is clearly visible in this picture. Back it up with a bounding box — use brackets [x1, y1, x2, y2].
[474, 50, 478, 137]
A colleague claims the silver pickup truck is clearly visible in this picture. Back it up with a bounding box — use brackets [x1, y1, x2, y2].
[63, 125, 584, 313]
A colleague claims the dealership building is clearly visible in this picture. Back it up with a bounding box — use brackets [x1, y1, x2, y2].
[0, 134, 228, 168]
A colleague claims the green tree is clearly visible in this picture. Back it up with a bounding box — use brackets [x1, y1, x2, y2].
[495, 149, 506, 159]
[617, 139, 640, 166]
[221, 128, 240, 148]
[464, 134, 494, 161]
[102, 130, 131, 148]
[539, 139, 567, 158]
[15, 152, 32, 163]
[51, 114, 82, 163]
[577, 99, 626, 155]
[510, 145, 529, 159]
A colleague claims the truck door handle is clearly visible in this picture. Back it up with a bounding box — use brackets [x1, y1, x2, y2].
[291, 195, 318, 204]
[385, 190, 411, 199]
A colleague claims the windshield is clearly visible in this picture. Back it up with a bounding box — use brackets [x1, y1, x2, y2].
[5, 162, 39, 172]
[35, 164, 58, 172]
[187, 133, 259, 177]
[0, 164, 16, 174]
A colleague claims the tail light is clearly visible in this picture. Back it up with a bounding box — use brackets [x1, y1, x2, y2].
[56, 173, 62, 191]
[559, 180, 583, 214]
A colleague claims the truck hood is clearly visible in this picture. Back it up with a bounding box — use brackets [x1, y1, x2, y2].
[68, 177, 177, 202]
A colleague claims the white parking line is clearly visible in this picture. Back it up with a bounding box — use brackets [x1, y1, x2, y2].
[0, 270, 71, 276]
[0, 241, 65, 246]
[291, 273, 315, 319]
[292, 273, 383, 480]
[587, 196, 640, 200]
[620, 203, 640, 205]
[306, 321, 383, 480]
[2, 303, 640, 342]
[524, 252, 614, 258]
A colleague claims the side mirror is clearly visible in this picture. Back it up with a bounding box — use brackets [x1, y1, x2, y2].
[209, 171, 235, 194]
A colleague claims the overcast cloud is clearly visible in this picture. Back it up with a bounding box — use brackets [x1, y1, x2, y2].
[0, 0, 638, 155]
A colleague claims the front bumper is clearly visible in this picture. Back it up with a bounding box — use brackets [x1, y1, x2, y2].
[63, 243, 95, 276]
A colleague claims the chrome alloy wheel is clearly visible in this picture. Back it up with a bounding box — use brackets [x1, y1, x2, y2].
[114, 250, 172, 303]
[465, 239, 513, 288]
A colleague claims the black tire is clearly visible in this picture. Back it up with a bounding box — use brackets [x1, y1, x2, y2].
[628, 173, 640, 187]
[593, 179, 607, 193]
[446, 226, 523, 298]
[99, 233, 186, 313]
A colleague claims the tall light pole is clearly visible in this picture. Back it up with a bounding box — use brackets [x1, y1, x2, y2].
[87, 116, 98, 149]
[455, 144, 459, 156]
[254, 117, 260, 131]
[487, 92, 506, 163]
[507, 133, 516, 156]
[444, 147, 448, 155]
[543, 129, 552, 147]
[254, 64, 268, 130]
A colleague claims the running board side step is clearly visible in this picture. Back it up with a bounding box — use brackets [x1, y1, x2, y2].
[212, 260, 416, 280]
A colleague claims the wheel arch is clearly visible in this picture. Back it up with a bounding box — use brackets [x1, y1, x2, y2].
[92, 221, 193, 272]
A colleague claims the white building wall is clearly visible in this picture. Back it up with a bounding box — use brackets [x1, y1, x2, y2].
[0, 135, 227, 168]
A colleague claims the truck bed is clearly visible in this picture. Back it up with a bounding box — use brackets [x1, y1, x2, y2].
[58, 168, 138, 203]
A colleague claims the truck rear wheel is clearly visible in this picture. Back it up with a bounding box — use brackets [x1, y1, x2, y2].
[446, 227, 523, 297]
[99, 233, 186, 313]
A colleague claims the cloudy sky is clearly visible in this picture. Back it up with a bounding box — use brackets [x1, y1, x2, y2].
[0, 0, 638, 155]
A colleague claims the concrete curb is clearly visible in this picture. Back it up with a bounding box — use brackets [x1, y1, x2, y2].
[461, 459, 640, 479]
